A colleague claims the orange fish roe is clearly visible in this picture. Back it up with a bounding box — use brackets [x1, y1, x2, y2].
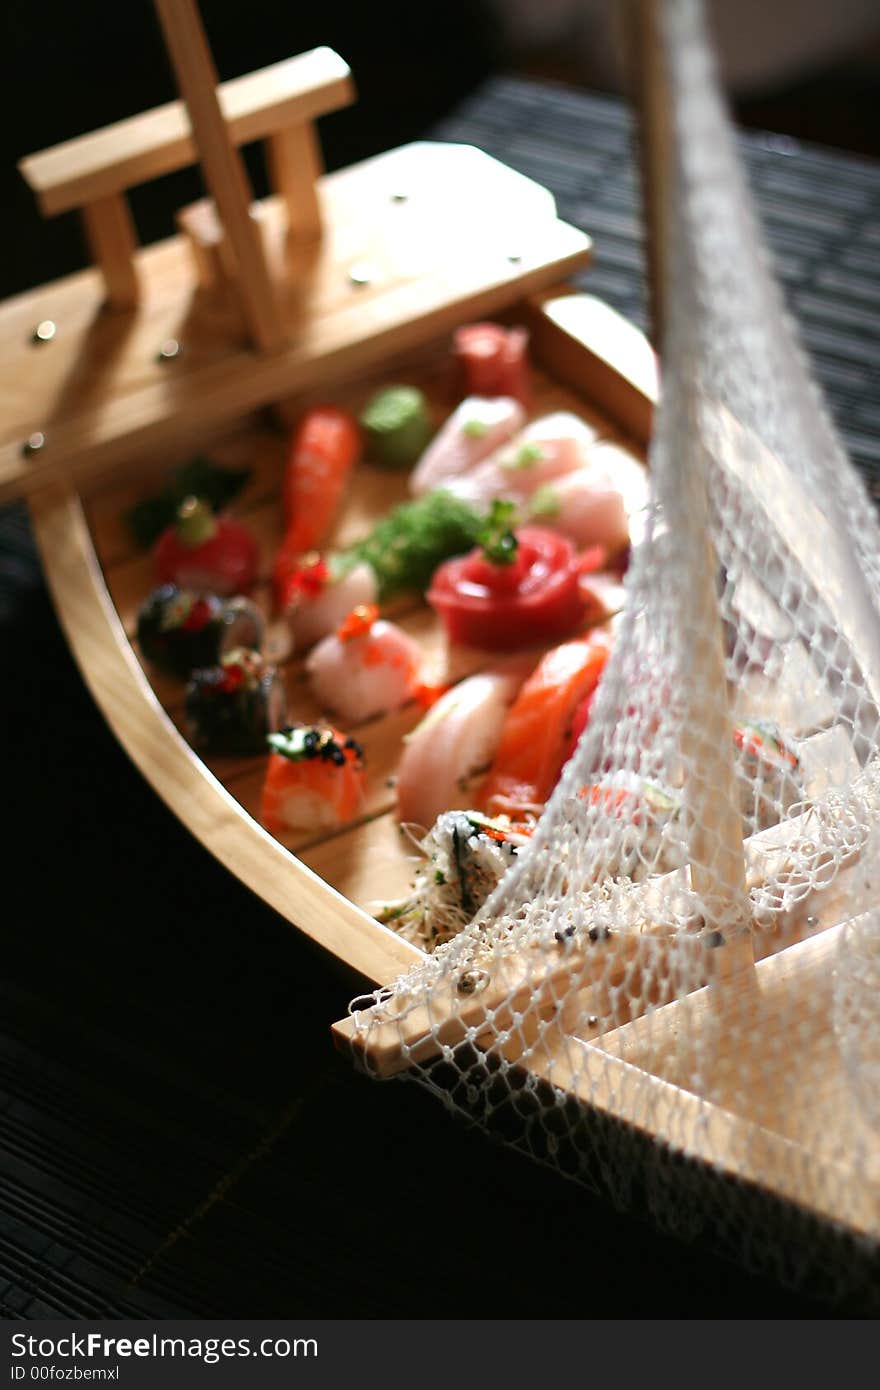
[336, 603, 379, 642]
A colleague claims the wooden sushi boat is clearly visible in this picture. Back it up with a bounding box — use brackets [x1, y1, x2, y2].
[6, 0, 878, 1275]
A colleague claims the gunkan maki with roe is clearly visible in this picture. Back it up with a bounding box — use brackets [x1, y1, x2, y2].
[137, 584, 265, 678]
[185, 648, 288, 755]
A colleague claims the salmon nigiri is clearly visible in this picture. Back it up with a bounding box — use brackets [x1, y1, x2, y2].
[260, 723, 366, 835]
[478, 628, 613, 817]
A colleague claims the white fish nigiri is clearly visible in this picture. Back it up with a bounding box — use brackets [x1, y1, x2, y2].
[396, 669, 526, 828]
[536, 441, 648, 553]
[532, 468, 631, 553]
[446, 410, 598, 505]
[286, 561, 377, 650]
[306, 606, 421, 723]
[410, 396, 525, 497]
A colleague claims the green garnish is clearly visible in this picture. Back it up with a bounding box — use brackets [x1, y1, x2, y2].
[126, 456, 251, 549]
[462, 418, 489, 439]
[360, 386, 433, 469]
[529, 484, 560, 518]
[503, 441, 544, 470]
[333, 490, 484, 599]
[477, 499, 519, 566]
[175, 495, 217, 546]
[267, 727, 312, 761]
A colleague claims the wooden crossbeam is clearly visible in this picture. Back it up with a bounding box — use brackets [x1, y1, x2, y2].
[18, 48, 353, 217]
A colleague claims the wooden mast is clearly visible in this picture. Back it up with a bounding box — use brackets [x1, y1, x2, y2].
[152, 0, 286, 354]
[624, 0, 750, 956]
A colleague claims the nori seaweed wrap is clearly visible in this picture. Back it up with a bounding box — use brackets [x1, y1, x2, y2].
[185, 648, 287, 755]
[137, 584, 264, 678]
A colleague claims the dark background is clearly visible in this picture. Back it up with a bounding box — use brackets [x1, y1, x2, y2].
[2, 1, 880, 1319]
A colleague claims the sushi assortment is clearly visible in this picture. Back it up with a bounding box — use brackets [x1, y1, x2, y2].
[131, 319, 652, 919]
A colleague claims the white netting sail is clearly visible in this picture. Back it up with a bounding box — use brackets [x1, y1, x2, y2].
[347, 0, 880, 1302]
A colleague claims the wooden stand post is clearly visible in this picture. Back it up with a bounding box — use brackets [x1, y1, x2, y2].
[153, 0, 285, 355]
[81, 193, 139, 310]
[267, 122, 324, 242]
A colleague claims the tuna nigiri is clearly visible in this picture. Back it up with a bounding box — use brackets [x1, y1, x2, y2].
[281, 554, 378, 649]
[396, 668, 528, 828]
[260, 724, 365, 835]
[306, 605, 421, 723]
[409, 396, 525, 497]
[478, 628, 613, 817]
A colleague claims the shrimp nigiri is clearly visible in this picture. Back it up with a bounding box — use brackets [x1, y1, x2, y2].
[306, 605, 421, 723]
[396, 668, 528, 828]
[409, 396, 525, 497]
[273, 407, 361, 605]
[478, 628, 613, 817]
[260, 724, 365, 835]
[281, 554, 378, 649]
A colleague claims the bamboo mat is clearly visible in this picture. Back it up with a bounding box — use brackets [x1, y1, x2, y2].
[2, 79, 880, 1318]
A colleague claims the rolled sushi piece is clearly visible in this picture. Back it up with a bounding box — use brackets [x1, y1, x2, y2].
[137, 584, 264, 678]
[260, 724, 366, 835]
[305, 605, 421, 723]
[185, 648, 287, 756]
[377, 810, 533, 950]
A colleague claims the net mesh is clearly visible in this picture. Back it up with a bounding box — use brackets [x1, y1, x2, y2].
[347, 0, 880, 1302]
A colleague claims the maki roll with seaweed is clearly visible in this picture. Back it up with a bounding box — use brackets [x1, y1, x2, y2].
[185, 648, 287, 755]
[260, 724, 366, 834]
[137, 584, 264, 678]
[377, 811, 533, 950]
